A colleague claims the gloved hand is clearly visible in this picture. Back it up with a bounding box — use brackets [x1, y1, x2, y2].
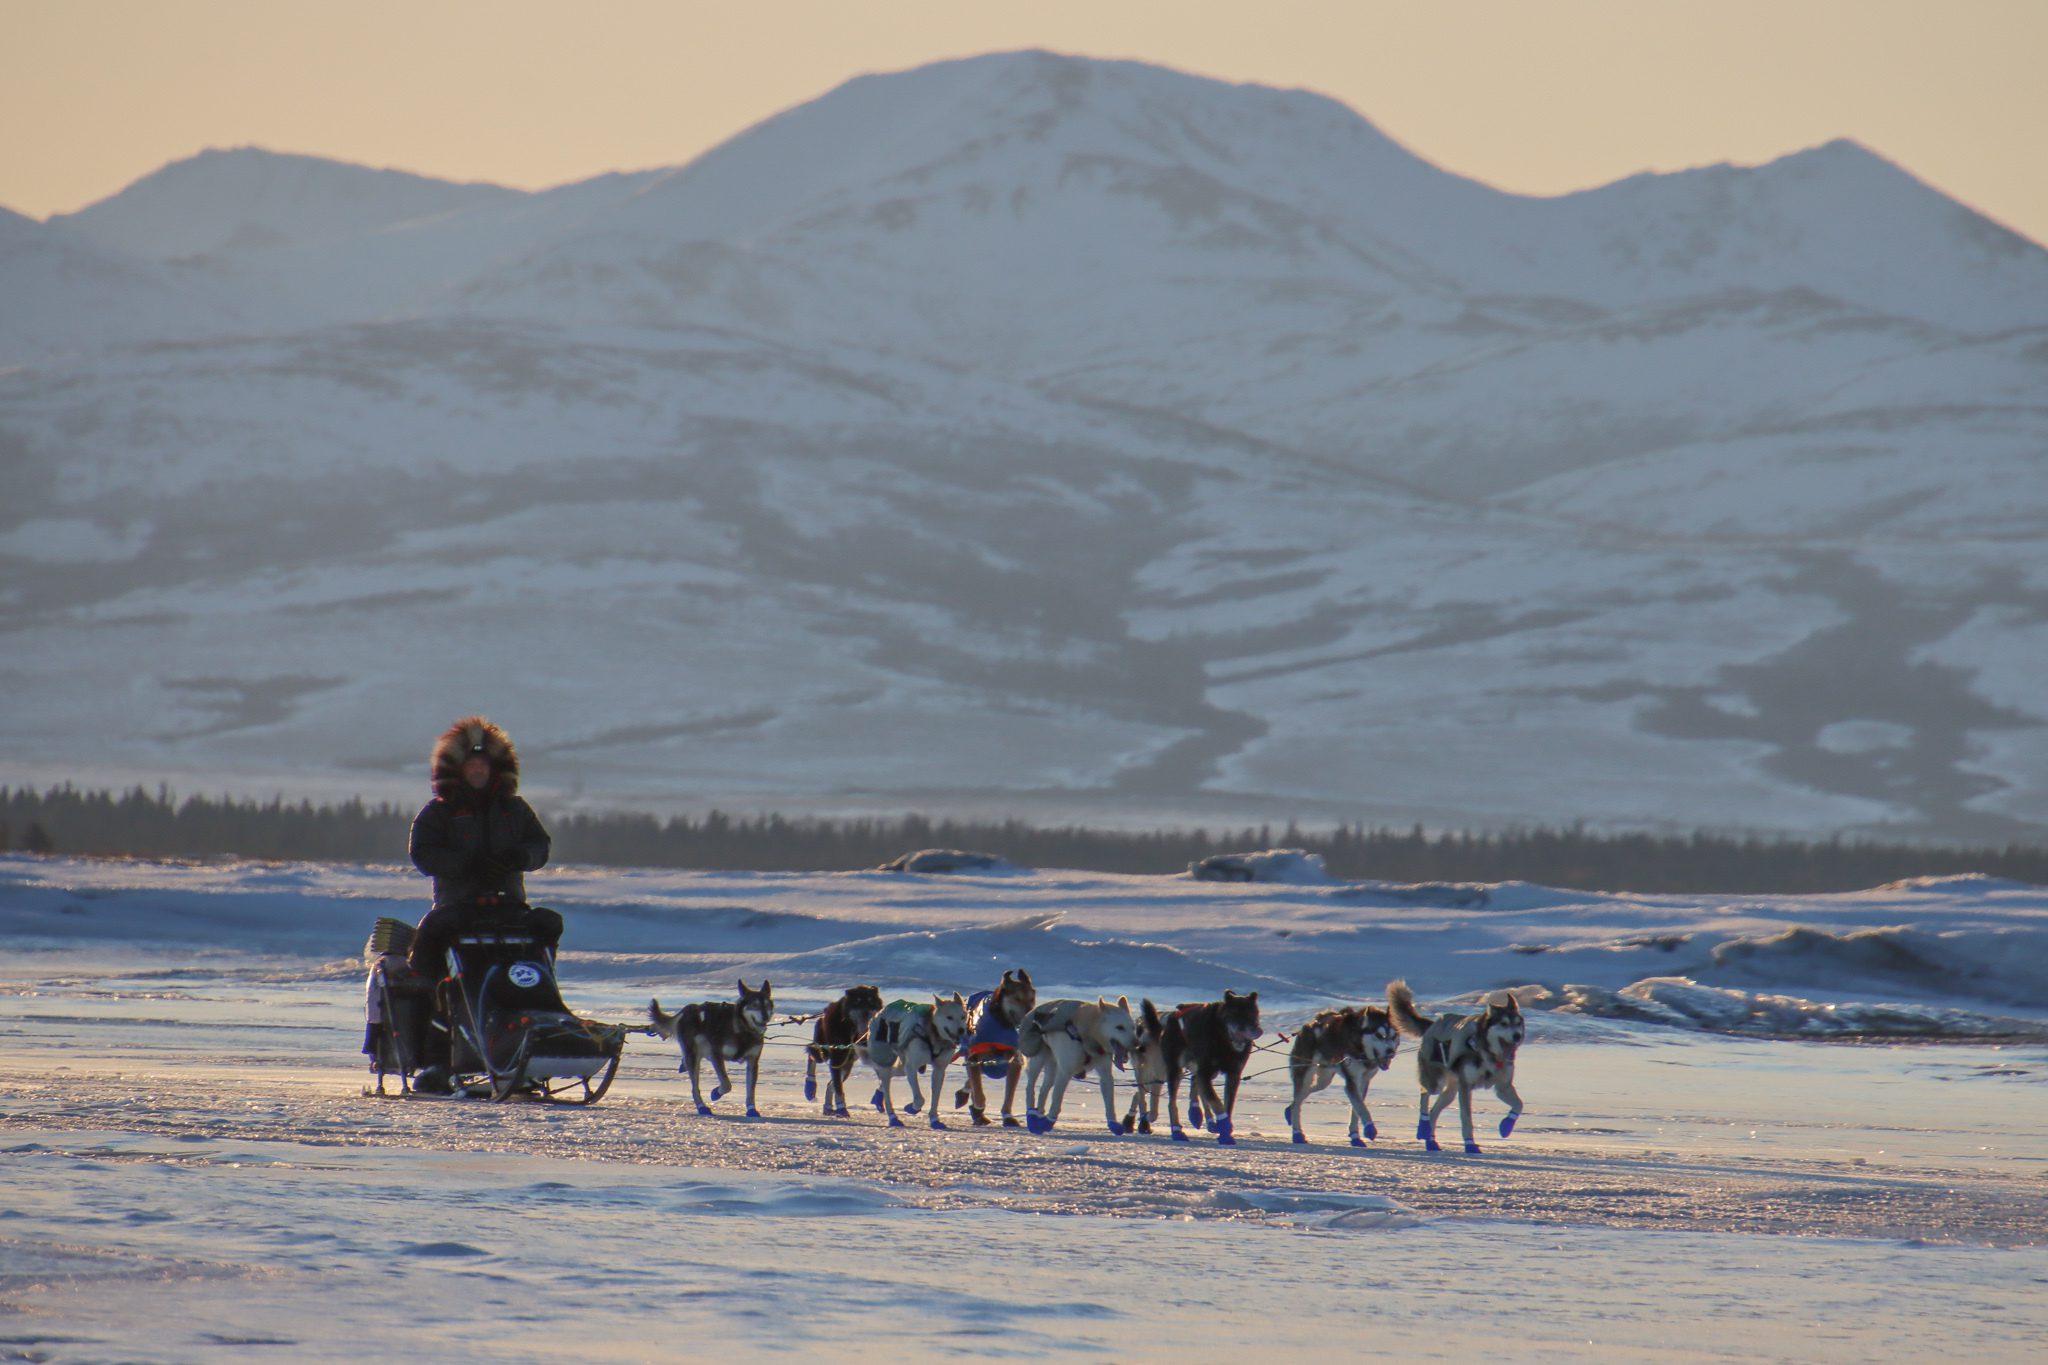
[482, 848, 525, 880]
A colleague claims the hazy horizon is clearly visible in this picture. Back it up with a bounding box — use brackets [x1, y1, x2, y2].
[5, 0, 2045, 247]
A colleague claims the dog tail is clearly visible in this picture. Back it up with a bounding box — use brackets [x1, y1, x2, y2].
[648, 997, 680, 1039]
[1386, 980, 1433, 1038]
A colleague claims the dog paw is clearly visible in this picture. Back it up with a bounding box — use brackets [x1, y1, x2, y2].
[953, 1087, 970, 1109]
[1423, 1137, 1442, 1153]
[1291, 1131, 1307, 1145]
[902, 1098, 922, 1116]
[1188, 1103, 1204, 1126]
[1362, 1122, 1378, 1141]
[1170, 1127, 1189, 1142]
[745, 1106, 760, 1119]
[929, 1117, 947, 1131]
[887, 1115, 906, 1128]
[1499, 1113, 1518, 1139]
[1216, 1133, 1237, 1146]
[1106, 1120, 1124, 1136]
[1416, 1121, 1433, 1142]
[1136, 1118, 1152, 1135]
[1351, 1135, 1369, 1148]
[1464, 1142, 1483, 1155]
[1281, 1104, 1294, 1125]
[1002, 1114, 1024, 1129]
[834, 1104, 850, 1118]
[803, 1079, 817, 1102]
[709, 1085, 727, 1102]
[871, 1090, 886, 1112]
[695, 1104, 713, 1117]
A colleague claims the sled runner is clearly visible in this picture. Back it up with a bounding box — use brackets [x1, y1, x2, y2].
[363, 914, 625, 1103]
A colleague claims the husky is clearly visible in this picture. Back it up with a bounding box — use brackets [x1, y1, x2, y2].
[1161, 990, 1262, 1144]
[951, 969, 1037, 1127]
[864, 994, 968, 1129]
[649, 979, 774, 1118]
[1283, 1005, 1399, 1146]
[1118, 998, 1171, 1135]
[1387, 980, 1525, 1154]
[805, 984, 883, 1118]
[1016, 996, 1137, 1135]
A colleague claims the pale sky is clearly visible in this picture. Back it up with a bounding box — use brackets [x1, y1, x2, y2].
[4, 0, 2044, 246]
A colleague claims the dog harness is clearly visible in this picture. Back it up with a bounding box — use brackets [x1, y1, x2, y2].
[961, 989, 1021, 1075]
[868, 999, 960, 1070]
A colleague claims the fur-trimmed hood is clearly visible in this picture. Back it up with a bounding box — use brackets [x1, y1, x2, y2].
[430, 715, 520, 801]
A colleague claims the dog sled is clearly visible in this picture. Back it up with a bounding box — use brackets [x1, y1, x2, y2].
[363, 913, 625, 1103]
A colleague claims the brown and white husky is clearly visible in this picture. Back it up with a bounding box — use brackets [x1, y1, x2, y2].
[1283, 1004, 1399, 1146]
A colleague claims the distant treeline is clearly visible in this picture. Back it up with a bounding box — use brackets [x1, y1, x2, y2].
[3, 783, 2044, 895]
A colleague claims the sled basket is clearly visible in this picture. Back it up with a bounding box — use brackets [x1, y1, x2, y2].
[365, 916, 417, 964]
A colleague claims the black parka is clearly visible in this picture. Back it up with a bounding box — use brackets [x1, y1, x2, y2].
[407, 715, 552, 908]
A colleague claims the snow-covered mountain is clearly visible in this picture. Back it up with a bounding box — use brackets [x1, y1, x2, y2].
[4, 51, 2046, 842]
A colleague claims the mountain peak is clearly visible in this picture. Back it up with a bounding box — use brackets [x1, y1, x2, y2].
[53, 146, 519, 261]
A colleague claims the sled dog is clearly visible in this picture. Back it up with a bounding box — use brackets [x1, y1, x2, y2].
[1387, 980, 1525, 1154]
[952, 969, 1036, 1127]
[805, 984, 884, 1117]
[1116, 998, 1172, 1134]
[650, 979, 774, 1118]
[1017, 996, 1137, 1135]
[1161, 990, 1262, 1144]
[864, 994, 968, 1129]
[1283, 1005, 1399, 1146]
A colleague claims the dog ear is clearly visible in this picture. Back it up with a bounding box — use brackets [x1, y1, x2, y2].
[1116, 994, 1130, 1012]
[762, 979, 772, 995]
[737, 978, 749, 994]
[1018, 969, 1032, 984]
[1001, 970, 1014, 985]
[953, 991, 964, 1006]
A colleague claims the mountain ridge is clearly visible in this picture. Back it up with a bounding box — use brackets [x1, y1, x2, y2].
[3, 51, 2045, 841]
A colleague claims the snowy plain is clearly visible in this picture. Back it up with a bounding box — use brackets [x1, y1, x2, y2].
[3, 852, 2046, 1362]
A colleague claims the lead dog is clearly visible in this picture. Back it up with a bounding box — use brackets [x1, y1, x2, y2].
[1283, 1005, 1399, 1146]
[952, 969, 1037, 1127]
[864, 994, 968, 1129]
[650, 979, 774, 1118]
[1161, 990, 1261, 1144]
[1017, 996, 1137, 1135]
[805, 984, 884, 1117]
[1387, 980, 1525, 1154]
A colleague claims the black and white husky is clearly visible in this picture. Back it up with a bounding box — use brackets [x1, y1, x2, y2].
[805, 984, 883, 1118]
[864, 994, 968, 1129]
[1283, 1005, 1399, 1146]
[650, 979, 774, 1118]
[1387, 980, 1525, 1154]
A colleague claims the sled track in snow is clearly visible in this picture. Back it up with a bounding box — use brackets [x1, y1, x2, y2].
[4, 1068, 2041, 1248]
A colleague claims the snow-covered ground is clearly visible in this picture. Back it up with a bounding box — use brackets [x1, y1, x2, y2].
[3, 852, 2045, 1361]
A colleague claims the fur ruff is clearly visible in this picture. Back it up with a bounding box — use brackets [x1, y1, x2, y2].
[431, 715, 520, 801]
